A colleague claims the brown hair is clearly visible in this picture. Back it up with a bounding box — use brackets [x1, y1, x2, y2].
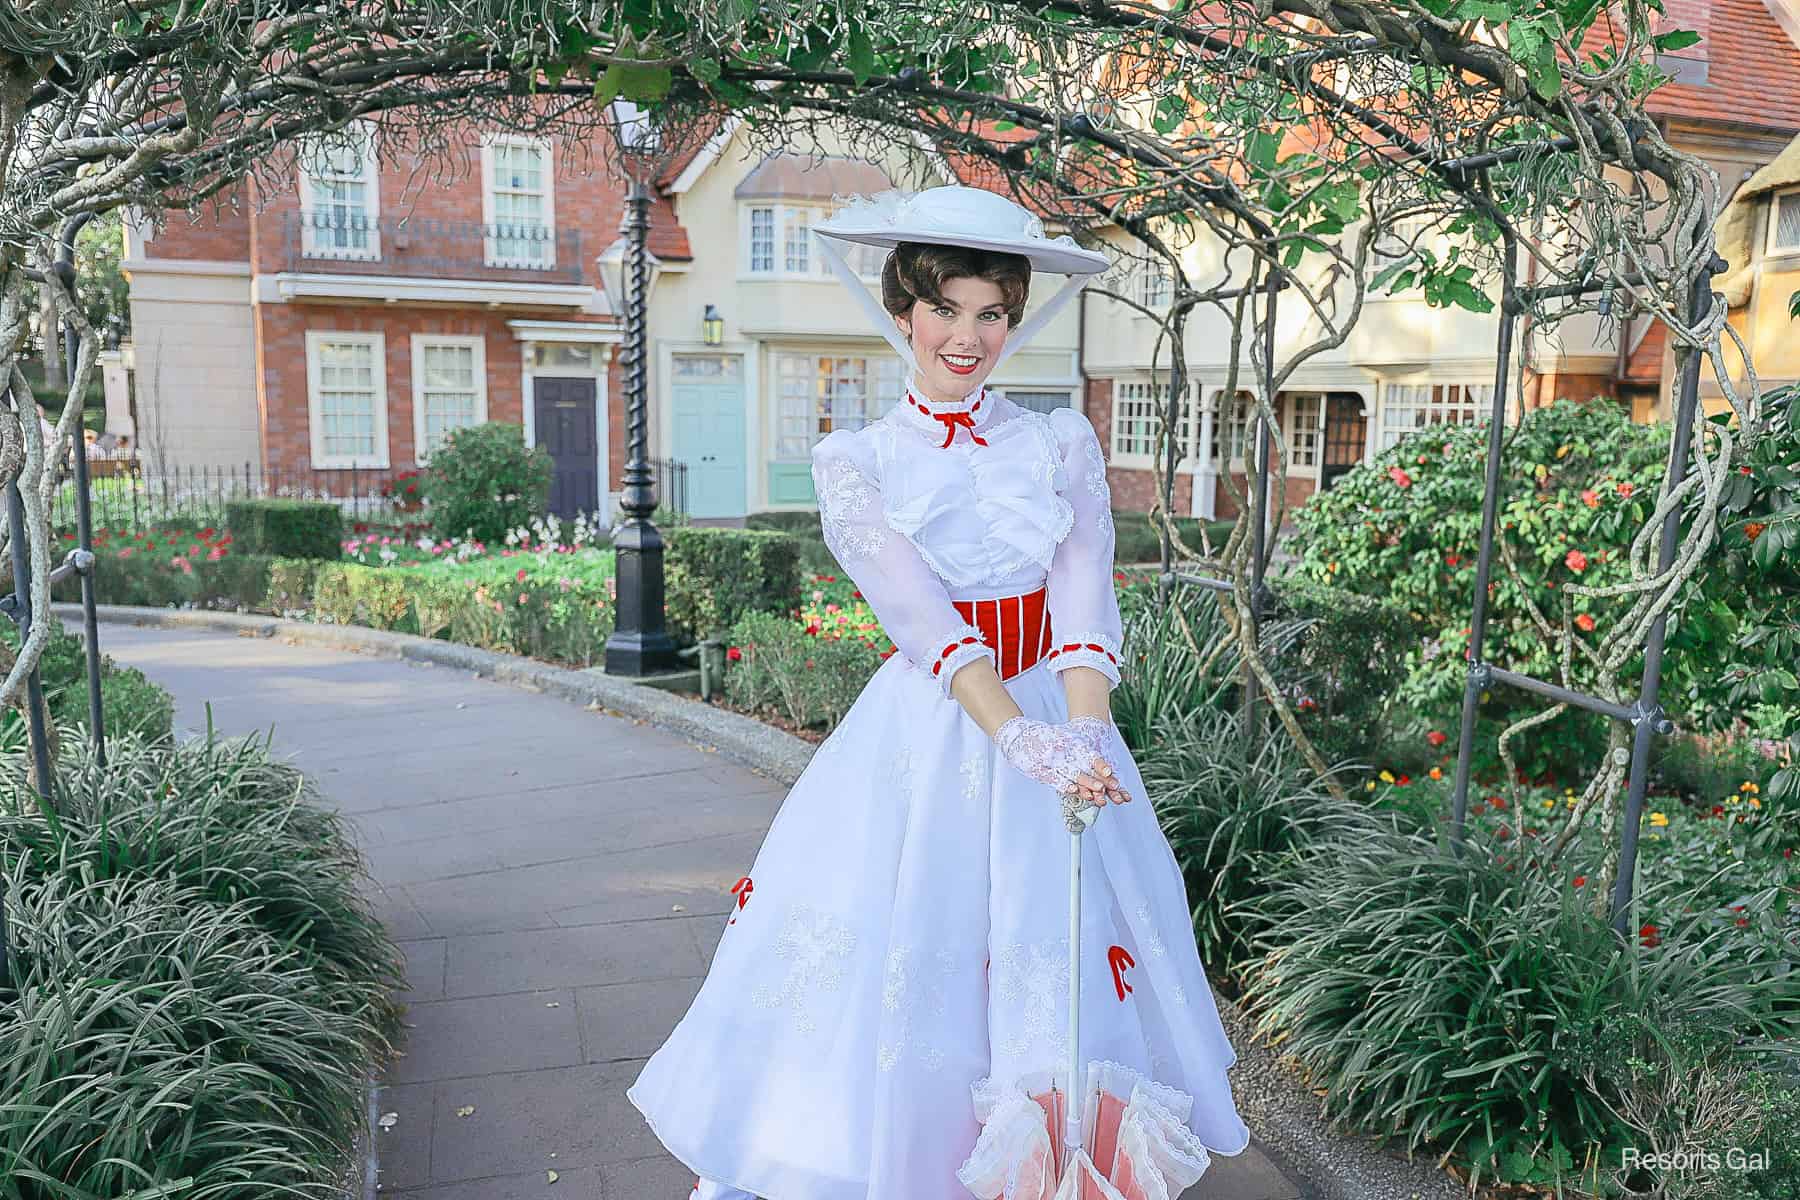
[881, 242, 1031, 329]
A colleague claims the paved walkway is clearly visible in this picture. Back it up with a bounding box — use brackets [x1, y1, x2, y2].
[98, 624, 1312, 1200]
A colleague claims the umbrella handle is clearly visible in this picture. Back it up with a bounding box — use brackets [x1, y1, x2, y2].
[1066, 826, 1083, 1157]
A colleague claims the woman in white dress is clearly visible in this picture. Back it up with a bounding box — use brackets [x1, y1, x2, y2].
[627, 186, 1251, 1200]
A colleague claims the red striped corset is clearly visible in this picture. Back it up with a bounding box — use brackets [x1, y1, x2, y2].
[941, 587, 1052, 682]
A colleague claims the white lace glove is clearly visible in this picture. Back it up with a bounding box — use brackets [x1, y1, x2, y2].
[994, 716, 1126, 832]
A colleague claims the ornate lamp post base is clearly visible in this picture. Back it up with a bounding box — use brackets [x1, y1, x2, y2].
[605, 506, 678, 675]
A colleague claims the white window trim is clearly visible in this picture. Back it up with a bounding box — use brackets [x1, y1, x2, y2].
[1375, 379, 1494, 451]
[1206, 389, 1256, 472]
[772, 350, 903, 460]
[300, 121, 381, 262]
[1110, 377, 1198, 468]
[410, 334, 489, 464]
[1767, 187, 1800, 258]
[480, 134, 557, 270]
[1285, 391, 1324, 479]
[740, 200, 883, 281]
[306, 331, 391, 470]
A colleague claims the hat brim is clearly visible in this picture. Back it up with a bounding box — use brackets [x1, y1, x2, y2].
[815, 226, 1110, 277]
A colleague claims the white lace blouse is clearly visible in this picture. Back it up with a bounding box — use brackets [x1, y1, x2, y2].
[809, 387, 1124, 697]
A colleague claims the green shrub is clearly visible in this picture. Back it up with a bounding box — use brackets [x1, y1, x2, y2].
[1242, 823, 1797, 1193]
[1288, 399, 1707, 782]
[1263, 575, 1414, 771]
[2, 621, 175, 742]
[722, 609, 881, 731]
[665, 526, 803, 644]
[1111, 510, 1235, 565]
[420, 421, 552, 543]
[0, 732, 404, 1193]
[746, 509, 824, 537]
[1140, 705, 1386, 975]
[1112, 578, 1242, 754]
[267, 558, 325, 614]
[226, 498, 344, 560]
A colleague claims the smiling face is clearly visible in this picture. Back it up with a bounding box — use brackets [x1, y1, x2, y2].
[896, 275, 1013, 404]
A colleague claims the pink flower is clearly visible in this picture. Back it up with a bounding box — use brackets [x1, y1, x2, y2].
[1386, 466, 1413, 488]
[1616, 482, 1635, 498]
[1575, 613, 1596, 632]
[1580, 489, 1600, 508]
[516, 568, 528, 582]
[1565, 549, 1588, 572]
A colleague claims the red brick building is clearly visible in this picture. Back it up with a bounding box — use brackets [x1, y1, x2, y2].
[124, 121, 694, 519]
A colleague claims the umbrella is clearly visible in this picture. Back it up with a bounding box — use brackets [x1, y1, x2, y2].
[956, 795, 1218, 1200]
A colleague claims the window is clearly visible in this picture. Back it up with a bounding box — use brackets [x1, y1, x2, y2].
[411, 336, 487, 461]
[306, 332, 389, 469]
[300, 122, 380, 261]
[776, 353, 904, 458]
[1207, 390, 1254, 466]
[1371, 216, 1432, 295]
[784, 206, 811, 273]
[745, 203, 885, 279]
[482, 136, 555, 269]
[1288, 392, 1322, 469]
[1770, 189, 1800, 256]
[1378, 382, 1492, 450]
[1137, 259, 1174, 309]
[1110, 380, 1191, 462]
[749, 207, 776, 272]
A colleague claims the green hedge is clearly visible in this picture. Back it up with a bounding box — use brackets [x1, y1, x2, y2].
[52, 548, 275, 611]
[0, 733, 404, 1193]
[2, 620, 175, 743]
[226, 498, 343, 560]
[1112, 511, 1237, 565]
[664, 526, 803, 643]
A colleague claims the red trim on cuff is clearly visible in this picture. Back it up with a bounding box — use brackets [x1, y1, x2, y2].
[930, 634, 987, 676]
[1046, 641, 1120, 668]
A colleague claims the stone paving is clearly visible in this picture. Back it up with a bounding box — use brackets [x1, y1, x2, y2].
[96, 622, 1314, 1200]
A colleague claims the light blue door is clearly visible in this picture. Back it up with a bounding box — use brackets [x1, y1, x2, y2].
[671, 355, 746, 519]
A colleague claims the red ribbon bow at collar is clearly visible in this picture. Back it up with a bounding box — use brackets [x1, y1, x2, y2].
[908, 391, 990, 449]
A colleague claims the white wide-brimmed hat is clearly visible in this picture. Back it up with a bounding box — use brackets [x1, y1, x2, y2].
[812, 185, 1111, 377]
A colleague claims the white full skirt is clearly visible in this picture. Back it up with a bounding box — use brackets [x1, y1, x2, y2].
[626, 653, 1252, 1200]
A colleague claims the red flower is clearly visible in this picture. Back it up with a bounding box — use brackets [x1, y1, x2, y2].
[1396, 774, 1411, 786]
[1744, 522, 1767, 542]
[823, 575, 836, 583]
[805, 622, 821, 636]
[726, 646, 742, 662]
[1564, 549, 1588, 572]
[851, 590, 863, 600]
[1639, 923, 1660, 948]
[1740, 465, 1753, 476]
[1712, 804, 1725, 817]
[1572, 875, 1586, 888]
[1580, 489, 1600, 508]
[1495, 825, 1510, 839]
[1489, 795, 1508, 810]
[515, 568, 528, 582]
[1386, 465, 1413, 488]
[1426, 729, 1448, 748]
[1444, 553, 1460, 568]
[1616, 482, 1635, 498]
[1575, 613, 1596, 632]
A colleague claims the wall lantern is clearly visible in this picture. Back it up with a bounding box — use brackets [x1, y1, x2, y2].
[702, 304, 724, 346]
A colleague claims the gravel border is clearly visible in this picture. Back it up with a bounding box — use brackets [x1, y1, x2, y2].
[66, 602, 1464, 1200]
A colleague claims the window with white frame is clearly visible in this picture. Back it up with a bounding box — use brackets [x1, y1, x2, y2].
[1288, 392, 1322, 469]
[482, 136, 555, 269]
[306, 332, 389, 469]
[745, 202, 885, 279]
[776, 353, 904, 458]
[1370, 215, 1432, 294]
[1206, 390, 1254, 466]
[300, 122, 380, 260]
[1137, 259, 1174, 309]
[1378, 382, 1492, 450]
[1769, 189, 1800, 256]
[1110, 380, 1191, 462]
[410, 336, 487, 461]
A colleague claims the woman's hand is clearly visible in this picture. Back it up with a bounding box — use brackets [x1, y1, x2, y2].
[993, 716, 1130, 808]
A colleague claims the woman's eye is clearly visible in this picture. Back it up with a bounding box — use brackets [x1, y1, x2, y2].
[979, 311, 1002, 322]
[933, 306, 955, 318]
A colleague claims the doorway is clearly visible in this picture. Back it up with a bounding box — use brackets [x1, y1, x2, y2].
[670, 354, 746, 519]
[1321, 392, 1368, 490]
[533, 376, 599, 517]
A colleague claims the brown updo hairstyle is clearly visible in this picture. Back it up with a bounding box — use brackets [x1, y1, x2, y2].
[881, 242, 1032, 330]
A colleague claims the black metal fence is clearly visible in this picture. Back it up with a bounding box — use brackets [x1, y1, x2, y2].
[50, 453, 691, 536]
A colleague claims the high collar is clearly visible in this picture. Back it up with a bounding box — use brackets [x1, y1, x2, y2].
[892, 383, 1003, 447]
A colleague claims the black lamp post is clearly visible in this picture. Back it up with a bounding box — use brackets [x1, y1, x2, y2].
[598, 102, 677, 675]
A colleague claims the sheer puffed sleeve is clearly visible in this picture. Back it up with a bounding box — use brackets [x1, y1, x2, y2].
[810, 429, 996, 697]
[1044, 407, 1124, 687]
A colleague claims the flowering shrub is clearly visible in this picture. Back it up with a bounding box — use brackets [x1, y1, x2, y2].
[380, 468, 425, 509]
[418, 421, 552, 543]
[721, 607, 883, 731]
[1290, 398, 1726, 781]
